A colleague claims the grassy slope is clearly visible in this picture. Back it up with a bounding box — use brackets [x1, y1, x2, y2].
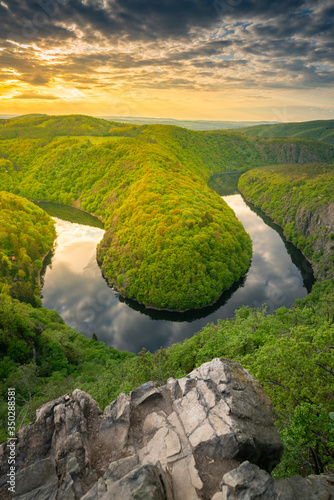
[238, 119, 334, 144]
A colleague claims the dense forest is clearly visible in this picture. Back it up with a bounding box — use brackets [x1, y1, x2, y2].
[0, 192, 56, 306]
[0, 116, 333, 479]
[239, 163, 334, 279]
[238, 119, 334, 144]
[1, 115, 334, 309]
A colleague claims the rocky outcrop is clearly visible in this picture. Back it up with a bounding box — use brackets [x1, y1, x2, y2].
[218, 461, 334, 500]
[0, 358, 332, 499]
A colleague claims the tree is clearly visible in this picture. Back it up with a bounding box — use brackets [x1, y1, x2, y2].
[274, 403, 334, 478]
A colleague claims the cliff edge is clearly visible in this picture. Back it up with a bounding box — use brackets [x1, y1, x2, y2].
[0, 358, 333, 499]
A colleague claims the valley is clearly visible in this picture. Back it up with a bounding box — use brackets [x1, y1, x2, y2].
[0, 115, 333, 481]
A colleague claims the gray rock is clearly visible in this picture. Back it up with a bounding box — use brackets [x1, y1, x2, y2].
[220, 462, 334, 500]
[107, 455, 140, 482]
[170, 455, 203, 500]
[5, 358, 330, 500]
[100, 463, 172, 500]
[177, 376, 197, 397]
[166, 378, 182, 400]
[212, 493, 225, 500]
[0, 390, 102, 499]
[13, 458, 58, 500]
[100, 392, 131, 450]
[221, 461, 275, 499]
[143, 411, 168, 436]
[81, 455, 140, 499]
[274, 473, 334, 499]
[130, 381, 163, 406]
[175, 359, 283, 470]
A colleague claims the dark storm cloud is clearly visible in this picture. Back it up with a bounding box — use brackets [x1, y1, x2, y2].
[58, 40, 233, 72]
[0, 0, 320, 44]
[1, 0, 75, 44]
[0, 45, 55, 84]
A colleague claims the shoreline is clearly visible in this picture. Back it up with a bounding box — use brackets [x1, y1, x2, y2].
[38, 244, 56, 288]
[238, 186, 316, 277]
[98, 261, 249, 315]
[29, 198, 105, 226]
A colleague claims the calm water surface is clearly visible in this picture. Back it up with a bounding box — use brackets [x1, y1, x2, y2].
[41, 195, 314, 353]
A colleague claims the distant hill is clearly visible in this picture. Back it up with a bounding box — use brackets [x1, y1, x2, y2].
[1, 114, 278, 131]
[238, 120, 334, 144]
[101, 116, 277, 131]
[0, 114, 126, 139]
[9, 114, 49, 121]
[0, 115, 333, 175]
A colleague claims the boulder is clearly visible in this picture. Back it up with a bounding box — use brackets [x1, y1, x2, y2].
[100, 463, 172, 500]
[182, 358, 283, 471]
[274, 473, 334, 499]
[219, 461, 334, 500]
[220, 461, 275, 499]
[100, 392, 131, 452]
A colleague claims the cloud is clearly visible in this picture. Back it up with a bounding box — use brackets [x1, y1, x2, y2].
[0, 0, 333, 98]
[13, 91, 59, 99]
[0, 0, 327, 45]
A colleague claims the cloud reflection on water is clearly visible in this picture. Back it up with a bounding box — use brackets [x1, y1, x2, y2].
[42, 196, 312, 353]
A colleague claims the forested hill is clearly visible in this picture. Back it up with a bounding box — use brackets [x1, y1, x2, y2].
[239, 163, 334, 280]
[0, 114, 121, 139]
[0, 115, 333, 174]
[0, 192, 56, 306]
[238, 119, 334, 145]
[1, 115, 334, 310]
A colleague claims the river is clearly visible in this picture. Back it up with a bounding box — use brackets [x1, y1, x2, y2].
[39, 194, 314, 353]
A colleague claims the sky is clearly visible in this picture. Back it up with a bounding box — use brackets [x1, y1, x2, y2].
[0, 0, 333, 121]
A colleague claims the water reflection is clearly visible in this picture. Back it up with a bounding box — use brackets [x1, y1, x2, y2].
[41, 196, 314, 353]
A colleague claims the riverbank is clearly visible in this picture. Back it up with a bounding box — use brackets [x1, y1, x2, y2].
[238, 186, 315, 273]
[37, 246, 55, 288]
[40, 194, 312, 353]
[239, 163, 334, 281]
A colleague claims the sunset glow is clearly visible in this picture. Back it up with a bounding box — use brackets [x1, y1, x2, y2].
[0, 0, 333, 120]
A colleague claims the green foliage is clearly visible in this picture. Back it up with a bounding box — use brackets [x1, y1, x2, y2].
[207, 173, 242, 196]
[0, 293, 134, 442]
[0, 118, 260, 310]
[239, 163, 334, 278]
[96, 158, 252, 310]
[0, 192, 56, 306]
[0, 115, 125, 140]
[1, 116, 333, 309]
[273, 403, 334, 478]
[0, 281, 333, 475]
[32, 201, 104, 228]
[239, 119, 334, 144]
